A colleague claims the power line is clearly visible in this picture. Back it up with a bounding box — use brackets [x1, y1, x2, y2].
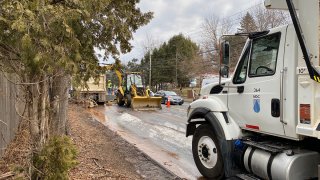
[185, 2, 264, 44]
[221, 2, 263, 21]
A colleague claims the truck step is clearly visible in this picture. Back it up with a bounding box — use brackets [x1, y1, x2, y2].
[235, 174, 260, 180]
[243, 140, 291, 154]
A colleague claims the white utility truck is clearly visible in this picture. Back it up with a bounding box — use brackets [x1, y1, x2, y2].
[186, 0, 320, 179]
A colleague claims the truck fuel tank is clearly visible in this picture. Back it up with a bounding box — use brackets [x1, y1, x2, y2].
[243, 146, 320, 180]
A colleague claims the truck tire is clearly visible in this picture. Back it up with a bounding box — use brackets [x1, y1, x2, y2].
[116, 93, 125, 106]
[192, 124, 224, 179]
[124, 94, 131, 108]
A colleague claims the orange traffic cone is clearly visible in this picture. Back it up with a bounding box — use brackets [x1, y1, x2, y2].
[166, 97, 171, 108]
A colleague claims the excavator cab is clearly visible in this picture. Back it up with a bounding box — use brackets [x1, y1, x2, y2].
[125, 73, 144, 95]
[116, 72, 162, 110]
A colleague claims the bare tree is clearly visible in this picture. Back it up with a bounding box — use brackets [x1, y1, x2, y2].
[139, 33, 162, 87]
[202, 15, 220, 51]
[252, 6, 290, 31]
[140, 33, 164, 58]
[200, 15, 235, 73]
[201, 15, 234, 51]
[220, 18, 234, 35]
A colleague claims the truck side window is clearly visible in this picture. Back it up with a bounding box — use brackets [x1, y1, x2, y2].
[249, 33, 281, 77]
[233, 44, 251, 84]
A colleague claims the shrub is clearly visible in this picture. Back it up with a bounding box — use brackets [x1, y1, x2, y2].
[33, 136, 78, 179]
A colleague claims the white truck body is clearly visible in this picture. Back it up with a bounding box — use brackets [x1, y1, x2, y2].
[191, 24, 320, 140]
[187, 0, 320, 179]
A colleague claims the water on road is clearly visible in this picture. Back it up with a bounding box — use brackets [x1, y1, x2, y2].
[101, 103, 202, 179]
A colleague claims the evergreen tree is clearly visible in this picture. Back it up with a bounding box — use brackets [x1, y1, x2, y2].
[0, 0, 153, 171]
[140, 34, 200, 88]
[239, 12, 258, 33]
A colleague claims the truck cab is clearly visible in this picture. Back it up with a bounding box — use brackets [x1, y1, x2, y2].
[186, 0, 320, 179]
[228, 25, 299, 139]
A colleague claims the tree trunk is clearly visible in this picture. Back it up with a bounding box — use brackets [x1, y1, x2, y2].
[39, 76, 49, 145]
[49, 72, 70, 136]
[27, 75, 49, 152]
[27, 83, 40, 151]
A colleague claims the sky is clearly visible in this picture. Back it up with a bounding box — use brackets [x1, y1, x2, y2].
[102, 0, 264, 64]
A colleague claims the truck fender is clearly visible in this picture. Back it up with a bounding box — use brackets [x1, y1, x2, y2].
[189, 97, 228, 112]
[186, 107, 224, 139]
[187, 107, 242, 177]
[186, 107, 242, 140]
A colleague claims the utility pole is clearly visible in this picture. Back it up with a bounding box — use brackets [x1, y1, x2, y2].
[149, 50, 152, 86]
[175, 49, 178, 86]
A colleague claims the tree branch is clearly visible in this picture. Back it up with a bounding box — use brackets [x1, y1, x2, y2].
[0, 43, 20, 57]
[0, 172, 14, 180]
[50, 0, 65, 5]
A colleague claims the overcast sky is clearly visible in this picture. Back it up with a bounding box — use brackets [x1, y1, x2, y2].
[107, 0, 264, 64]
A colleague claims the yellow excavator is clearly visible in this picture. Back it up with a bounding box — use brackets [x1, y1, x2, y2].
[104, 60, 162, 110]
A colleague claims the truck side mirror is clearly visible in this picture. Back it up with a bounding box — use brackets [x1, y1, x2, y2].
[220, 41, 230, 78]
[222, 41, 230, 65]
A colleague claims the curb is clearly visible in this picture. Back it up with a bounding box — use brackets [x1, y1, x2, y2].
[138, 148, 183, 180]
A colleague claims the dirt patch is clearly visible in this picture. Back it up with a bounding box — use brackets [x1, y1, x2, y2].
[0, 104, 178, 179]
[87, 107, 107, 124]
[68, 104, 178, 179]
[162, 150, 179, 160]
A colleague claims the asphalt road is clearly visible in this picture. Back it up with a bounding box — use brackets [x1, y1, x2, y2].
[101, 102, 202, 179]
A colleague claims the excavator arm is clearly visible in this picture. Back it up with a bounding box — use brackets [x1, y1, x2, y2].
[114, 69, 124, 96]
[101, 60, 125, 96]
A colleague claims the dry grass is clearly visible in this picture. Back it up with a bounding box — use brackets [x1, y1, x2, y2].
[0, 119, 31, 179]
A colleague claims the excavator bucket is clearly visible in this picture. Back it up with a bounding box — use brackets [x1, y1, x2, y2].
[131, 96, 162, 110]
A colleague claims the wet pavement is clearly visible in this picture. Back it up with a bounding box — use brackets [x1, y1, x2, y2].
[100, 103, 202, 179]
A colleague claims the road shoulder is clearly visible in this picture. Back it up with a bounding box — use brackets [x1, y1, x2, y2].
[68, 104, 177, 179]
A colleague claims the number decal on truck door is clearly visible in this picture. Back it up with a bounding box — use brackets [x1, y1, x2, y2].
[297, 67, 308, 75]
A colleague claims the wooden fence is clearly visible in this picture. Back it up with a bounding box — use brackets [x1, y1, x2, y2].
[0, 73, 24, 157]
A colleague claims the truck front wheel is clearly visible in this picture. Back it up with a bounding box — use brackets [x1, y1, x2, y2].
[192, 124, 224, 179]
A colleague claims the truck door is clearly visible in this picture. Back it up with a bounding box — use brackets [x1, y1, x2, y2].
[228, 30, 286, 136]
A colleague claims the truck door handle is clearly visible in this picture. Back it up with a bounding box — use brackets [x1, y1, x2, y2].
[271, 99, 280, 117]
[237, 86, 244, 93]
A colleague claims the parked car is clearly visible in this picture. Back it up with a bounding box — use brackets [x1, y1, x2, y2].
[154, 90, 184, 105]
